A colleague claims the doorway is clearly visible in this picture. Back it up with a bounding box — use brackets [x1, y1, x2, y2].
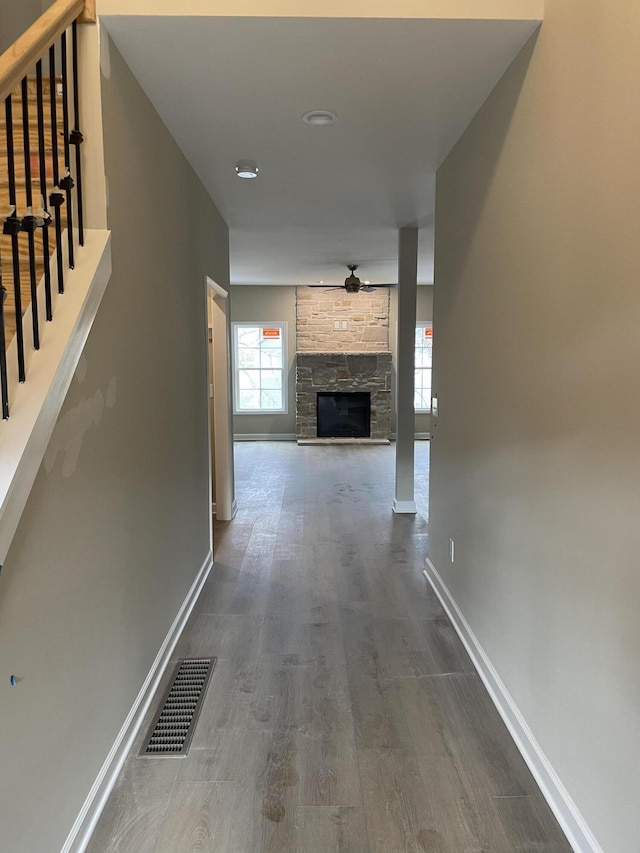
[206, 277, 236, 522]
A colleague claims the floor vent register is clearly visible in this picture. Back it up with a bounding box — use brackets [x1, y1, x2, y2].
[140, 658, 216, 757]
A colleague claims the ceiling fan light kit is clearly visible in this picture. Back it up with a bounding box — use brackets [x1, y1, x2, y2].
[308, 265, 397, 294]
[344, 265, 362, 293]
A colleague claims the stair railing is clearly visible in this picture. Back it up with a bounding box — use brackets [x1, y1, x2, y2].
[0, 0, 95, 419]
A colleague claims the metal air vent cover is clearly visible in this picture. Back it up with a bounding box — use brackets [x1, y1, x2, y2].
[140, 658, 216, 757]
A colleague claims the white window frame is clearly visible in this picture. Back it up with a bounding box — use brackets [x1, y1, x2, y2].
[232, 322, 288, 414]
[415, 322, 433, 413]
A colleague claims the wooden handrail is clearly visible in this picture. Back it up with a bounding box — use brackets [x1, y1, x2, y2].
[0, 0, 87, 103]
[79, 0, 97, 25]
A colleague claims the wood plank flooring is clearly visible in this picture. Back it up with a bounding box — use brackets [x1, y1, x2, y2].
[86, 441, 572, 853]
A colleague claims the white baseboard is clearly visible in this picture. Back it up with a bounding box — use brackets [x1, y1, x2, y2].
[423, 557, 602, 853]
[62, 551, 214, 853]
[389, 432, 431, 441]
[233, 433, 430, 442]
[233, 433, 296, 441]
[392, 499, 417, 514]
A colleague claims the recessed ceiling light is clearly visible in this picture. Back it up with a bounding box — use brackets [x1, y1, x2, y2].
[235, 161, 259, 178]
[302, 110, 337, 127]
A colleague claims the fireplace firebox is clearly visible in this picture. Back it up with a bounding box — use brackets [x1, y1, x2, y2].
[316, 392, 371, 438]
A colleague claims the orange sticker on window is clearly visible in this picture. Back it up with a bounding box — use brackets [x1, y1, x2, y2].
[262, 328, 281, 338]
[424, 327, 433, 338]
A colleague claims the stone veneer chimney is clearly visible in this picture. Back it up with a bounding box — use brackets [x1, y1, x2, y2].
[294, 286, 392, 441]
[296, 286, 390, 351]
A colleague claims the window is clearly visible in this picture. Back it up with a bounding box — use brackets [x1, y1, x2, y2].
[415, 323, 433, 412]
[233, 323, 287, 413]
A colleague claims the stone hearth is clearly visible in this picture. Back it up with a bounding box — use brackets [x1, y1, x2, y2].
[296, 352, 392, 441]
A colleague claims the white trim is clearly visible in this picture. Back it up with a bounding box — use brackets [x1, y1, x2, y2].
[233, 433, 297, 441]
[423, 557, 603, 853]
[232, 321, 288, 415]
[209, 287, 235, 521]
[389, 432, 431, 441]
[62, 551, 214, 853]
[415, 320, 433, 413]
[206, 275, 228, 299]
[392, 499, 417, 514]
[0, 231, 111, 566]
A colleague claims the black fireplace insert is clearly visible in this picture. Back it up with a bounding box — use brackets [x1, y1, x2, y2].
[316, 392, 371, 438]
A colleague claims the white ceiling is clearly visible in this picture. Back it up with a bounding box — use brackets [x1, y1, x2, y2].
[102, 15, 540, 286]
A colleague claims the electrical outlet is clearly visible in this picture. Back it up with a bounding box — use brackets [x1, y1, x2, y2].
[448, 538, 455, 563]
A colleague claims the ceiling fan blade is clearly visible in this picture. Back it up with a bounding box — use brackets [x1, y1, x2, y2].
[361, 283, 397, 291]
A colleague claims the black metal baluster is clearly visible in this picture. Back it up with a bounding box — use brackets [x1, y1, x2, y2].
[49, 43, 65, 293]
[71, 21, 84, 246]
[21, 77, 40, 350]
[0, 279, 9, 418]
[3, 95, 26, 382]
[36, 60, 53, 321]
[60, 30, 75, 269]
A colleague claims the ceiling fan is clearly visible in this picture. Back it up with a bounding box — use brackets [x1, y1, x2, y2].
[309, 265, 397, 294]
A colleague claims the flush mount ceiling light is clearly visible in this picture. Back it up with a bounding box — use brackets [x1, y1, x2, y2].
[235, 161, 259, 178]
[302, 110, 337, 126]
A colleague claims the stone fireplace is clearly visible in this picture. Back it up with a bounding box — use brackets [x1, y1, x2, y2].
[295, 352, 392, 441]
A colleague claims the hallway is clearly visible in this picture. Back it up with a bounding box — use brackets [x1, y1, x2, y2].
[87, 441, 570, 852]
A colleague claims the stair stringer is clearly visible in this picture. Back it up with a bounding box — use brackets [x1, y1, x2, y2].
[0, 229, 111, 566]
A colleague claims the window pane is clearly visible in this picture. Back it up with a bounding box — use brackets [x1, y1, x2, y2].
[260, 347, 283, 368]
[239, 369, 260, 391]
[260, 334, 281, 348]
[261, 369, 282, 390]
[415, 390, 429, 410]
[238, 390, 260, 409]
[261, 390, 282, 409]
[237, 326, 260, 348]
[239, 347, 260, 368]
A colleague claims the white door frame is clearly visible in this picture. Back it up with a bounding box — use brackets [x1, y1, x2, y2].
[206, 276, 236, 521]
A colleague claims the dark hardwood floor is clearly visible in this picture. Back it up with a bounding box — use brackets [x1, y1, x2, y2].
[86, 441, 572, 852]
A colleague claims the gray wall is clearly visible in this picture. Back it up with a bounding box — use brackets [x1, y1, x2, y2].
[230, 285, 297, 437]
[0, 34, 228, 853]
[0, 0, 46, 53]
[431, 3, 640, 850]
